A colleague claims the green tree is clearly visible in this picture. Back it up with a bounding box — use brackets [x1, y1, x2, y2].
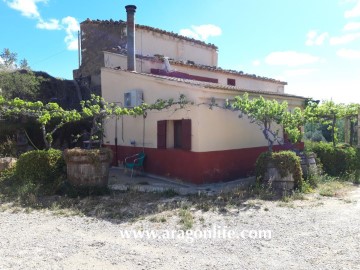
[343, 103, 359, 146]
[19, 58, 30, 70]
[0, 48, 40, 101]
[305, 100, 345, 147]
[2, 96, 81, 149]
[227, 93, 303, 152]
[0, 70, 43, 101]
[0, 48, 17, 70]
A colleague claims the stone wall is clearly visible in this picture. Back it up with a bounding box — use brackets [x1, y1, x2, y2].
[78, 20, 127, 78]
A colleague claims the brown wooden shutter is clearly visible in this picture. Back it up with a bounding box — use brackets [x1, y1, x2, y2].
[157, 120, 167, 149]
[181, 119, 191, 151]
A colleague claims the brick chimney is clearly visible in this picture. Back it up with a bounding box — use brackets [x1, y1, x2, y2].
[125, 5, 136, 71]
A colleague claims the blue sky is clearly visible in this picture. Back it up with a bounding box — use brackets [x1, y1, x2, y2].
[1, 0, 359, 103]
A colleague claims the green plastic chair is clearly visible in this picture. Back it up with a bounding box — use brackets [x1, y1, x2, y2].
[124, 152, 146, 177]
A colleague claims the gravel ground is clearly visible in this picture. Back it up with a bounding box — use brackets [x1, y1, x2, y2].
[1, 188, 360, 270]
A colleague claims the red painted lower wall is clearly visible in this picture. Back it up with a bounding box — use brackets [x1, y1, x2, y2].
[105, 143, 304, 185]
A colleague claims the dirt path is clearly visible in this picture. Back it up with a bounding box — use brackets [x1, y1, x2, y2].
[1, 188, 360, 270]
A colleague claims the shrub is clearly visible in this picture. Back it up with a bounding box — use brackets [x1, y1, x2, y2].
[308, 142, 358, 176]
[15, 149, 65, 195]
[255, 150, 303, 189]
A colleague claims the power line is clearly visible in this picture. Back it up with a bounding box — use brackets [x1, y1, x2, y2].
[32, 49, 68, 65]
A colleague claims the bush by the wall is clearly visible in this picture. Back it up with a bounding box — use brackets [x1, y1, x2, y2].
[307, 142, 358, 176]
[255, 150, 303, 189]
[15, 149, 65, 195]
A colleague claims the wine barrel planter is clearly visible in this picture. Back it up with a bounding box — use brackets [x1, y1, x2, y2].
[63, 148, 113, 187]
[256, 151, 303, 195]
[300, 153, 317, 178]
[264, 163, 295, 192]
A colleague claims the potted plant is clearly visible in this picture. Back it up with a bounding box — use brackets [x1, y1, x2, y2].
[255, 150, 303, 192]
[63, 147, 113, 187]
[63, 95, 122, 188]
[228, 93, 304, 193]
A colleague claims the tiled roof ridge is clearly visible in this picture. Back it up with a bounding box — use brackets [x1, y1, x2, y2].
[168, 59, 287, 85]
[105, 49, 287, 85]
[82, 19, 218, 50]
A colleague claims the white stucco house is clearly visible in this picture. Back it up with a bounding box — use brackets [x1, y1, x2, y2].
[80, 5, 306, 184]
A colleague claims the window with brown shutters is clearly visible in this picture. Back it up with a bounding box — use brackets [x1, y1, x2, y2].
[157, 119, 191, 150]
[181, 119, 191, 150]
[157, 120, 167, 149]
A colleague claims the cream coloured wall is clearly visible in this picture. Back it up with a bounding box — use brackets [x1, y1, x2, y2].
[103, 52, 285, 94]
[101, 68, 303, 152]
[101, 67, 201, 151]
[135, 29, 217, 66]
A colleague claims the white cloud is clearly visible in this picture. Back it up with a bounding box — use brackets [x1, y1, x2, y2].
[252, 60, 261, 66]
[62, 16, 80, 51]
[4, 0, 79, 51]
[336, 48, 360, 59]
[265, 51, 320, 67]
[284, 68, 317, 77]
[305, 30, 329, 46]
[36, 18, 61, 30]
[343, 22, 360, 31]
[306, 30, 317, 40]
[179, 24, 222, 41]
[4, 0, 47, 19]
[179, 29, 198, 39]
[345, 0, 360, 18]
[329, 32, 360, 45]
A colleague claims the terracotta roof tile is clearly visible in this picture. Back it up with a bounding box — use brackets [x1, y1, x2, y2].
[169, 60, 287, 85]
[106, 50, 287, 85]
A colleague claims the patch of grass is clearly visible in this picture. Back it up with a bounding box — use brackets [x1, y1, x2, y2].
[178, 209, 194, 230]
[196, 200, 212, 212]
[158, 189, 179, 198]
[291, 192, 306, 201]
[248, 184, 275, 200]
[149, 216, 167, 223]
[318, 181, 350, 197]
[149, 216, 158, 222]
[246, 200, 258, 207]
[281, 195, 292, 203]
[280, 191, 306, 203]
[300, 180, 314, 193]
[160, 216, 167, 223]
[277, 201, 295, 208]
